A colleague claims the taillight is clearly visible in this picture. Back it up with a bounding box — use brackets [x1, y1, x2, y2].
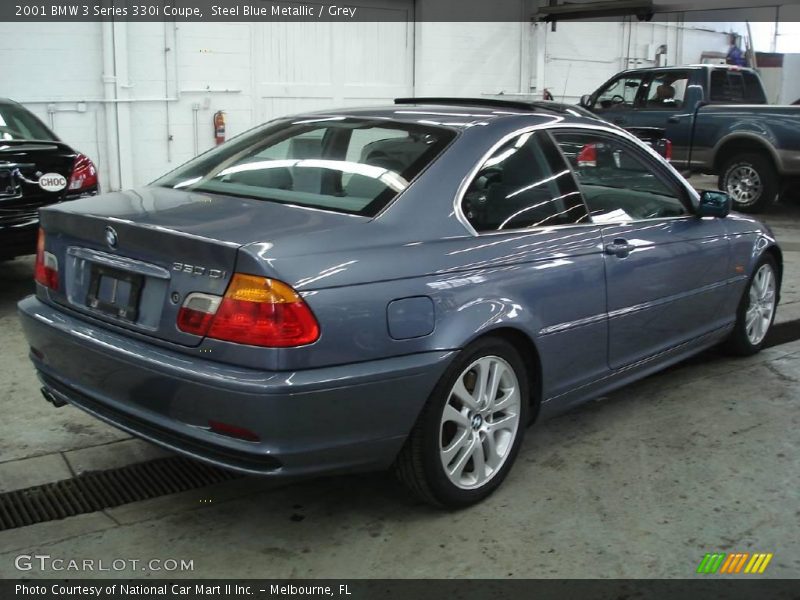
[67, 153, 98, 193]
[177, 293, 222, 336]
[34, 228, 59, 290]
[577, 143, 597, 167]
[177, 274, 320, 347]
[663, 139, 673, 161]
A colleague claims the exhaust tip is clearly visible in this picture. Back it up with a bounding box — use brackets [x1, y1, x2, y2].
[41, 387, 67, 408]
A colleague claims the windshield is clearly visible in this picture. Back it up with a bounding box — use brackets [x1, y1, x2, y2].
[156, 117, 456, 217]
[0, 103, 57, 141]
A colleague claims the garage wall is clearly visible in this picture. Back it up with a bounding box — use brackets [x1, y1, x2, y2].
[2, 23, 105, 181]
[0, 15, 751, 190]
[414, 22, 528, 96]
[534, 20, 744, 103]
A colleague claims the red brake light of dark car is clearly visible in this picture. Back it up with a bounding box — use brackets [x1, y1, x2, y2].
[577, 143, 597, 167]
[663, 138, 673, 161]
[177, 274, 320, 347]
[34, 228, 59, 290]
[67, 153, 98, 193]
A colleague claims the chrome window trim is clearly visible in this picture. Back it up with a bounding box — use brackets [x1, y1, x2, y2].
[452, 120, 701, 238]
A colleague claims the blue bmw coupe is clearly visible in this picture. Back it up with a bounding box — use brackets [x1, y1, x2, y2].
[19, 99, 781, 507]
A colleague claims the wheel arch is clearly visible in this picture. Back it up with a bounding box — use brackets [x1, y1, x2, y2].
[763, 243, 783, 303]
[713, 134, 781, 174]
[465, 326, 544, 423]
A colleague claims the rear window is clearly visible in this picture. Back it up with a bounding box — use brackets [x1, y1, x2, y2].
[155, 118, 455, 217]
[709, 70, 766, 103]
[0, 103, 56, 141]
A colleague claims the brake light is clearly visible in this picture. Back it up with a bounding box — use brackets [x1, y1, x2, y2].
[176, 274, 320, 347]
[663, 139, 673, 161]
[67, 153, 98, 193]
[34, 228, 59, 290]
[577, 143, 597, 167]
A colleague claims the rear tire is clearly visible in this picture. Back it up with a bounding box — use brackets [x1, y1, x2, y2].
[719, 153, 778, 214]
[394, 337, 529, 508]
[723, 255, 778, 356]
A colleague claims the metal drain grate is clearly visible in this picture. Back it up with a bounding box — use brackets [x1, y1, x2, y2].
[0, 455, 242, 531]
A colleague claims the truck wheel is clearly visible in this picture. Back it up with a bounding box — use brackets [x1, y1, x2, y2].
[719, 153, 778, 213]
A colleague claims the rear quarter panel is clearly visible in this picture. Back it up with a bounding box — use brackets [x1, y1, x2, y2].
[235, 225, 608, 403]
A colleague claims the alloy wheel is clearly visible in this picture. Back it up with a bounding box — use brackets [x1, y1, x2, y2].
[439, 356, 521, 490]
[745, 263, 776, 346]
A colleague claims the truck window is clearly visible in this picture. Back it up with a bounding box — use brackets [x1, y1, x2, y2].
[595, 75, 644, 110]
[643, 72, 690, 109]
[709, 70, 764, 103]
[742, 72, 767, 103]
[710, 70, 742, 102]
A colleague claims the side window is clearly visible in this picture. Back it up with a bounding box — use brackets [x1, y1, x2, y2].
[742, 72, 767, 103]
[552, 132, 688, 223]
[642, 72, 689, 109]
[710, 70, 746, 103]
[461, 131, 588, 232]
[595, 75, 644, 110]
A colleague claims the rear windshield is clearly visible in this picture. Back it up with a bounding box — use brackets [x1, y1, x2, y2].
[0, 103, 57, 141]
[155, 117, 456, 217]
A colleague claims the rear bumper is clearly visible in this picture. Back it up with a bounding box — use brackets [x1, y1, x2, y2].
[18, 295, 453, 477]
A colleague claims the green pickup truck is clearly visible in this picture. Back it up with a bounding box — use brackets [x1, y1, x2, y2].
[580, 64, 800, 212]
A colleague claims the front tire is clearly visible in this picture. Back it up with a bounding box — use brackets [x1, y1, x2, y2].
[394, 337, 529, 508]
[719, 153, 778, 214]
[723, 255, 778, 356]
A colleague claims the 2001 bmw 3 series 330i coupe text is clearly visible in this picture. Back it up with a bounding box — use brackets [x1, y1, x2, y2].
[19, 99, 781, 507]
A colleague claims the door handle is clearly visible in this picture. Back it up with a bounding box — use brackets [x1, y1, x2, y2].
[604, 238, 634, 257]
[667, 116, 680, 123]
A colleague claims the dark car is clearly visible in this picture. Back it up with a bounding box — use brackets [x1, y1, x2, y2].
[0, 98, 99, 260]
[580, 65, 800, 212]
[19, 99, 780, 508]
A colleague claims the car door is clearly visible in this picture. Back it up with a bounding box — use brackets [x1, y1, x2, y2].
[628, 69, 691, 132]
[550, 129, 731, 370]
[456, 129, 609, 399]
[590, 72, 646, 128]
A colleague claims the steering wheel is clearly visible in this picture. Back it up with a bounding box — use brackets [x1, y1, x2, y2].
[610, 94, 626, 105]
[474, 167, 503, 190]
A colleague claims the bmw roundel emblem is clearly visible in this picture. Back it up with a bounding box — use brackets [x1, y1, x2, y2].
[105, 226, 118, 249]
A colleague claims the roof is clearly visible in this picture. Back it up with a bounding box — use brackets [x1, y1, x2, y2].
[290, 98, 603, 129]
[619, 64, 758, 73]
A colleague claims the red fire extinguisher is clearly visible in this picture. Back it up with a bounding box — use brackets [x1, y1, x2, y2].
[213, 111, 226, 145]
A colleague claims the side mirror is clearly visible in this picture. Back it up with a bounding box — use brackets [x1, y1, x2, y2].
[579, 94, 592, 108]
[697, 190, 731, 218]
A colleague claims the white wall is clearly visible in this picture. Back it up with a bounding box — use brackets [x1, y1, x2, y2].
[535, 20, 741, 103]
[3, 23, 105, 182]
[0, 15, 756, 191]
[414, 22, 528, 96]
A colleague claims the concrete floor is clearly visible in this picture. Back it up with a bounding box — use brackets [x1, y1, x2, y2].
[1, 192, 799, 579]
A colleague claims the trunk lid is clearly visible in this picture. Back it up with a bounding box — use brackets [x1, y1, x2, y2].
[0, 140, 77, 230]
[39, 185, 365, 346]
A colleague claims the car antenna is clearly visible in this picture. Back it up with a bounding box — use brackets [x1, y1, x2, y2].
[561, 63, 572, 102]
